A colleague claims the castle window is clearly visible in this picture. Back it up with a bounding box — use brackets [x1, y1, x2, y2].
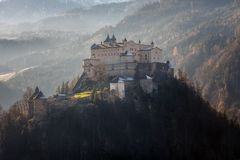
[145, 55, 148, 60]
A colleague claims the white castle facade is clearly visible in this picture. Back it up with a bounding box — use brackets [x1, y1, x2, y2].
[83, 35, 166, 80]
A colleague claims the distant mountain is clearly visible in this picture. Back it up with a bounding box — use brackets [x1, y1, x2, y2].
[33, 1, 133, 33]
[0, 0, 82, 23]
[0, 1, 133, 34]
[0, 0, 133, 23]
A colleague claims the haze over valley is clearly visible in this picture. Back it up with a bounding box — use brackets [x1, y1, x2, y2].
[0, 0, 239, 119]
[0, 1, 240, 159]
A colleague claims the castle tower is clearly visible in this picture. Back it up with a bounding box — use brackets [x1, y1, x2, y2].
[111, 34, 117, 43]
[151, 41, 154, 48]
[104, 34, 111, 44]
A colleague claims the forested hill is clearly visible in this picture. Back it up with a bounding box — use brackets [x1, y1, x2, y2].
[0, 76, 240, 160]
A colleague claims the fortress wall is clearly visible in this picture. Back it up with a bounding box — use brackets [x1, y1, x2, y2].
[92, 47, 124, 64]
[105, 63, 137, 77]
[140, 79, 154, 94]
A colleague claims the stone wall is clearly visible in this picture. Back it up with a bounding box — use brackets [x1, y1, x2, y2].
[110, 82, 125, 99]
[140, 79, 155, 94]
[105, 62, 137, 77]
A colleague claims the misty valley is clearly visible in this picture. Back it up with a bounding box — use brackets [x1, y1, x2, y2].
[0, 0, 240, 160]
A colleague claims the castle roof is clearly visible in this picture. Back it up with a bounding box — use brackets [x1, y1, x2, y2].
[140, 47, 162, 52]
[104, 34, 111, 43]
[91, 42, 124, 50]
[29, 86, 46, 100]
[91, 43, 99, 49]
[111, 34, 116, 42]
[140, 47, 153, 51]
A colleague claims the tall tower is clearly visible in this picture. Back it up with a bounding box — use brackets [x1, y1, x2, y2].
[151, 41, 154, 48]
[104, 34, 111, 44]
[111, 34, 117, 43]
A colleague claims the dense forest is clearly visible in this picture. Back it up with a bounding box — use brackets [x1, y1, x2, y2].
[0, 76, 239, 160]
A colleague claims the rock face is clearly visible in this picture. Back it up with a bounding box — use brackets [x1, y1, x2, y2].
[135, 62, 174, 79]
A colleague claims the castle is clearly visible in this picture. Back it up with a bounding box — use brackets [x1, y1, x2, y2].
[72, 35, 174, 94]
[83, 35, 169, 80]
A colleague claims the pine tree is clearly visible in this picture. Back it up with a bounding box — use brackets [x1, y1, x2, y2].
[61, 82, 65, 94]
[64, 81, 69, 94]
[91, 88, 97, 102]
[56, 86, 61, 94]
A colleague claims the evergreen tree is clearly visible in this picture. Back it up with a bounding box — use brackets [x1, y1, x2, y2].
[61, 82, 65, 94]
[64, 81, 69, 94]
[56, 85, 61, 94]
